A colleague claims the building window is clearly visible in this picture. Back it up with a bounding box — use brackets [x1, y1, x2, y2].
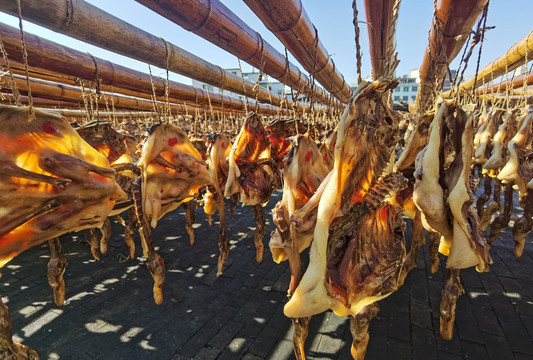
[411, 86, 417, 92]
[394, 88, 399, 93]
[403, 86, 409, 91]
[394, 96, 400, 101]
[403, 96, 408, 101]
[411, 96, 416, 100]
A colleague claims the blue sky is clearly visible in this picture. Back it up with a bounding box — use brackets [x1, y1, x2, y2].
[1, 0, 531, 88]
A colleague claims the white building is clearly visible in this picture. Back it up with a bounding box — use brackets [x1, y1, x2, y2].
[392, 68, 457, 105]
[192, 68, 301, 102]
[393, 69, 420, 104]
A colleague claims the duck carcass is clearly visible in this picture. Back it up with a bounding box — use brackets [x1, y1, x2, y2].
[204, 133, 232, 275]
[0, 105, 127, 268]
[76, 121, 140, 259]
[413, 102, 453, 243]
[445, 107, 490, 272]
[225, 112, 276, 262]
[136, 123, 212, 304]
[284, 79, 406, 321]
[270, 134, 330, 292]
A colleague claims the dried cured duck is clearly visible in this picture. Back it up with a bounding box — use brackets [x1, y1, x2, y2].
[139, 123, 212, 228]
[136, 123, 212, 304]
[498, 111, 533, 196]
[445, 107, 490, 272]
[225, 112, 276, 262]
[266, 118, 295, 165]
[76, 121, 140, 258]
[413, 102, 453, 243]
[283, 79, 406, 321]
[394, 112, 433, 172]
[318, 130, 337, 170]
[270, 133, 330, 329]
[474, 109, 503, 165]
[0, 105, 127, 268]
[204, 133, 232, 275]
[270, 135, 329, 267]
[483, 110, 519, 172]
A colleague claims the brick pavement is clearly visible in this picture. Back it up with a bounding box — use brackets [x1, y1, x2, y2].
[1, 191, 532, 359]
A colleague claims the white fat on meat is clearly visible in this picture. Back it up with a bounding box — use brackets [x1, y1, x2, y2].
[446, 111, 487, 271]
[498, 112, 533, 196]
[413, 102, 453, 244]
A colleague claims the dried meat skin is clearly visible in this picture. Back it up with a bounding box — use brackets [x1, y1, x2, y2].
[284, 79, 404, 319]
[139, 123, 212, 228]
[270, 135, 329, 264]
[412, 102, 452, 242]
[0, 105, 127, 267]
[224, 112, 275, 206]
[446, 109, 490, 272]
[203, 134, 232, 275]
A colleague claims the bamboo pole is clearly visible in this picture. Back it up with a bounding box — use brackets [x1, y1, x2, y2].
[474, 73, 533, 95]
[1, 93, 83, 108]
[363, 0, 394, 80]
[0, 22, 292, 115]
[5, 61, 287, 116]
[0, 0, 298, 109]
[415, 0, 487, 112]
[458, 30, 533, 93]
[135, 0, 340, 108]
[243, 0, 352, 103]
[39, 109, 159, 119]
[3, 74, 214, 114]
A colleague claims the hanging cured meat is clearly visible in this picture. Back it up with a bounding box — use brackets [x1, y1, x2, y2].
[270, 134, 330, 291]
[225, 112, 276, 262]
[204, 133, 232, 275]
[139, 123, 212, 228]
[135, 123, 212, 304]
[284, 79, 406, 320]
[0, 105, 127, 268]
[76, 121, 140, 258]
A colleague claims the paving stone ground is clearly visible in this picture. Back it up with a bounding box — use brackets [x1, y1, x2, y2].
[1, 191, 532, 359]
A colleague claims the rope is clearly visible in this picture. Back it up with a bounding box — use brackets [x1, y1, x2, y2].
[520, 33, 531, 109]
[0, 39, 21, 106]
[352, 0, 363, 83]
[161, 37, 171, 121]
[384, 0, 401, 80]
[252, 36, 265, 113]
[77, 78, 91, 124]
[237, 58, 249, 114]
[16, 0, 33, 110]
[87, 53, 101, 122]
[147, 64, 161, 122]
[205, 83, 215, 124]
[472, 1, 490, 104]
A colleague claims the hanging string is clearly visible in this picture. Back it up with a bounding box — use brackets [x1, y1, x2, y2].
[88, 53, 101, 122]
[252, 36, 265, 113]
[431, 0, 449, 98]
[472, 1, 490, 105]
[0, 39, 22, 106]
[110, 88, 118, 125]
[352, 0, 363, 84]
[147, 64, 161, 122]
[77, 78, 91, 124]
[237, 58, 249, 114]
[520, 33, 531, 109]
[16, 0, 33, 109]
